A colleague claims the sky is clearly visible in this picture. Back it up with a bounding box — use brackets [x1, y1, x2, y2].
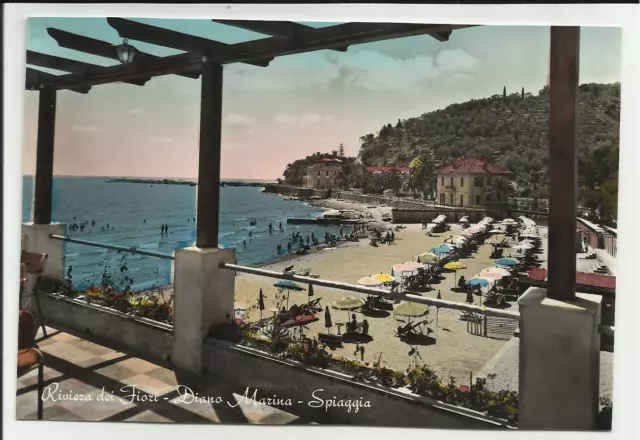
[22, 18, 622, 180]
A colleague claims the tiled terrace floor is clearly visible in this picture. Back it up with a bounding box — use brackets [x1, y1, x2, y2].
[16, 327, 313, 424]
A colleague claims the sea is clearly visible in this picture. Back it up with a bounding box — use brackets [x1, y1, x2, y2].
[21, 176, 342, 291]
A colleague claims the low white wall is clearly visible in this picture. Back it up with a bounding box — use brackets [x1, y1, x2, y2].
[41, 294, 173, 364]
[203, 339, 509, 429]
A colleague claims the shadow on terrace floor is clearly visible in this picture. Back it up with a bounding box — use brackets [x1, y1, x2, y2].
[16, 327, 314, 424]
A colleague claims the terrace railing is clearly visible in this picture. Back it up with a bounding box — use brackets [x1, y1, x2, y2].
[49, 234, 175, 291]
[44, 234, 615, 339]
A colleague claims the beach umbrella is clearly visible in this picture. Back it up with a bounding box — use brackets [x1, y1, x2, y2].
[495, 258, 519, 267]
[466, 278, 490, 287]
[431, 245, 452, 256]
[274, 280, 305, 309]
[394, 302, 429, 324]
[392, 261, 425, 273]
[357, 276, 382, 287]
[258, 288, 265, 319]
[489, 229, 505, 235]
[324, 306, 333, 334]
[475, 272, 503, 280]
[332, 296, 366, 321]
[513, 243, 535, 252]
[486, 235, 506, 245]
[417, 252, 438, 263]
[374, 274, 395, 284]
[444, 261, 467, 287]
[502, 218, 516, 224]
[481, 267, 511, 277]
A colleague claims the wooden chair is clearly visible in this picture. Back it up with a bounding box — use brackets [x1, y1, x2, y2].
[18, 310, 44, 420]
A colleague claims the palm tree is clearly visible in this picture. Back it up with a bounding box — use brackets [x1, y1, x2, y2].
[483, 176, 513, 208]
[409, 153, 437, 199]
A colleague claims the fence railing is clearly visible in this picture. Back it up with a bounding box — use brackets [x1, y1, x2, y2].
[44, 235, 614, 338]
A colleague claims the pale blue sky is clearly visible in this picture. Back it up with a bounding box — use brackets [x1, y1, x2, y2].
[22, 19, 622, 179]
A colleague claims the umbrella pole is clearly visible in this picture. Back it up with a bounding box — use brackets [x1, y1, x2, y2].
[287, 291, 290, 309]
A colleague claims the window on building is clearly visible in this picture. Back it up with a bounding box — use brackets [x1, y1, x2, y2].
[460, 195, 464, 206]
[326, 171, 329, 177]
[450, 177, 454, 187]
[449, 194, 454, 205]
[317, 180, 320, 186]
[474, 177, 484, 187]
[317, 171, 320, 176]
[476, 195, 481, 205]
[440, 193, 445, 204]
[460, 177, 464, 187]
[441, 177, 444, 186]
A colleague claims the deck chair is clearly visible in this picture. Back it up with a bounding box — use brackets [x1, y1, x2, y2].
[21, 251, 49, 338]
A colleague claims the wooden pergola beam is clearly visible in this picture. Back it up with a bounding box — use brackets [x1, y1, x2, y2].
[106, 18, 273, 67]
[46, 28, 200, 80]
[547, 26, 580, 302]
[26, 68, 91, 94]
[213, 19, 350, 51]
[27, 50, 149, 86]
[41, 22, 468, 90]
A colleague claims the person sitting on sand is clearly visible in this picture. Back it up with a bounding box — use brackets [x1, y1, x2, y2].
[457, 275, 467, 290]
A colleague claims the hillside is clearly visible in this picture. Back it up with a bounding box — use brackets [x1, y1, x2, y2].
[282, 83, 620, 221]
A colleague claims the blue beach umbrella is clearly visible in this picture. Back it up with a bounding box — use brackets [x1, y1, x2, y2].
[431, 245, 453, 256]
[466, 278, 489, 287]
[495, 258, 519, 267]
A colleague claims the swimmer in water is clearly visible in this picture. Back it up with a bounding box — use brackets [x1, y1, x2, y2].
[243, 240, 247, 248]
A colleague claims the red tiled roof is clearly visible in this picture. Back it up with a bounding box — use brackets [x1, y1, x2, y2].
[527, 268, 616, 291]
[316, 158, 342, 163]
[439, 158, 509, 174]
[367, 166, 412, 174]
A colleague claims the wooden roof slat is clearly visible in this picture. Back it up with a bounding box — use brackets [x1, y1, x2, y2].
[26, 67, 91, 94]
[207, 22, 470, 64]
[212, 20, 349, 51]
[106, 18, 273, 67]
[46, 28, 200, 80]
[27, 50, 149, 86]
[39, 22, 472, 90]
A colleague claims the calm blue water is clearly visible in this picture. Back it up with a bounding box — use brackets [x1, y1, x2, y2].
[22, 176, 341, 291]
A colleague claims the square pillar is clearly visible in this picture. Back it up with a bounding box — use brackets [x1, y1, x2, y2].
[21, 222, 66, 310]
[518, 287, 601, 430]
[171, 246, 235, 373]
[196, 58, 223, 248]
[547, 26, 580, 301]
[34, 86, 57, 225]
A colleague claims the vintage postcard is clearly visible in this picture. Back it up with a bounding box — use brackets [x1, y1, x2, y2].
[10, 6, 625, 434]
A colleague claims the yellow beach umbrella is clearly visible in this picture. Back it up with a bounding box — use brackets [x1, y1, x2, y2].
[357, 276, 382, 287]
[374, 274, 395, 283]
[394, 302, 429, 320]
[444, 261, 467, 288]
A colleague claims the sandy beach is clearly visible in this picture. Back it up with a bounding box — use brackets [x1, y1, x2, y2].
[233, 201, 523, 383]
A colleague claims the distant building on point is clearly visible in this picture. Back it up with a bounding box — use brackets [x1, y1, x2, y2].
[436, 157, 511, 206]
[302, 158, 344, 190]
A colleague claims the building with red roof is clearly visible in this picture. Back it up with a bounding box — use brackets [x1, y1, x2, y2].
[436, 157, 511, 207]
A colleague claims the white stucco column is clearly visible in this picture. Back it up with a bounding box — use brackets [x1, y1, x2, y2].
[518, 287, 602, 430]
[21, 222, 66, 310]
[171, 246, 236, 373]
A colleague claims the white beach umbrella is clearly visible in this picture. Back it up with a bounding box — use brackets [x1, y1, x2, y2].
[481, 267, 511, 277]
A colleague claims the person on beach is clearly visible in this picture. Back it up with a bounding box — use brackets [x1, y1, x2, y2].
[269, 223, 273, 234]
[92, 220, 95, 226]
[279, 222, 283, 232]
[287, 241, 292, 254]
[161, 225, 165, 235]
[277, 244, 282, 254]
[165, 224, 169, 233]
[143, 219, 146, 223]
[249, 230, 252, 239]
[243, 240, 247, 248]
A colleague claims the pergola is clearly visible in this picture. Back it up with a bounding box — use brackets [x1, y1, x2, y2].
[25, 19, 580, 303]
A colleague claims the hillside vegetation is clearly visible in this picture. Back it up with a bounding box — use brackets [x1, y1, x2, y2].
[283, 83, 620, 221]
